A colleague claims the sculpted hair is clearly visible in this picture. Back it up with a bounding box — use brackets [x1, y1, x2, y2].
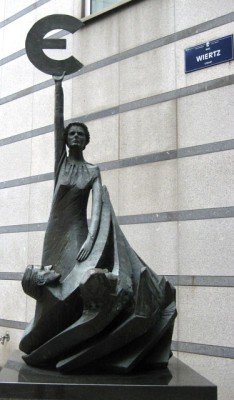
[22, 265, 60, 300]
[64, 122, 90, 146]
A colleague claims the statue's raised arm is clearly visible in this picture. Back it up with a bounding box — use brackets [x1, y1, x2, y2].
[39, 73, 103, 276]
[53, 72, 66, 177]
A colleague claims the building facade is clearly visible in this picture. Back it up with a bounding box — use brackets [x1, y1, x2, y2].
[0, 0, 233, 398]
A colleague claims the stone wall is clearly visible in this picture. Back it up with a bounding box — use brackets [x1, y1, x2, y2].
[0, 1, 233, 399]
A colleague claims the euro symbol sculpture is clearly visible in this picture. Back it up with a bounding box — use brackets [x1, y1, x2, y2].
[25, 14, 84, 75]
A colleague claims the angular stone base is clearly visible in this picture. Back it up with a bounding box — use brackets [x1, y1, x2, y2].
[0, 351, 217, 400]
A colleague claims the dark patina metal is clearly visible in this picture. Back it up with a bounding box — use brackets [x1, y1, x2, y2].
[20, 15, 177, 374]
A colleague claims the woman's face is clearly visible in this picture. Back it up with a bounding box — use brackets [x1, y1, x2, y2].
[67, 125, 87, 150]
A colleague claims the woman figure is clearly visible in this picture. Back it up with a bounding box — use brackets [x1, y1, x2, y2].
[42, 74, 102, 280]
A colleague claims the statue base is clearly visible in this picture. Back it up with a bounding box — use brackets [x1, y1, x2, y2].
[0, 350, 217, 400]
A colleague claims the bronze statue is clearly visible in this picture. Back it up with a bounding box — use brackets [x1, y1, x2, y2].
[19, 74, 177, 374]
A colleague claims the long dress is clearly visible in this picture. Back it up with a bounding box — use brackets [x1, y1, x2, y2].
[20, 175, 177, 373]
[41, 151, 100, 280]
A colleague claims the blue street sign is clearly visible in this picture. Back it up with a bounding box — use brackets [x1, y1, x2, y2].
[185, 34, 233, 73]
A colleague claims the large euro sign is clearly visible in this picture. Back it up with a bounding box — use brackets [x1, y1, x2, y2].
[25, 14, 84, 75]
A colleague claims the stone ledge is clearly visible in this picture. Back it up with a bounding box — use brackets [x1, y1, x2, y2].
[0, 350, 217, 400]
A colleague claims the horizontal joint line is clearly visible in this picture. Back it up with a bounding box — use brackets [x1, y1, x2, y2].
[172, 341, 234, 359]
[0, 273, 233, 287]
[1, 139, 234, 190]
[0, 207, 234, 235]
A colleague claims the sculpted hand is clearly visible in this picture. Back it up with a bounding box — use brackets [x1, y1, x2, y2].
[53, 71, 66, 82]
[76, 236, 94, 262]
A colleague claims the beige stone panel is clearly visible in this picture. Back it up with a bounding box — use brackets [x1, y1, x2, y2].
[0, 185, 30, 226]
[178, 151, 234, 210]
[120, 101, 177, 159]
[1, 11, 36, 58]
[74, 0, 83, 19]
[120, 44, 176, 104]
[119, 0, 175, 52]
[2, 0, 35, 19]
[26, 295, 36, 322]
[175, 0, 234, 32]
[177, 353, 234, 400]
[71, 63, 119, 117]
[178, 218, 234, 276]
[118, 160, 177, 216]
[178, 85, 234, 148]
[32, 79, 72, 130]
[0, 29, 4, 63]
[0, 139, 31, 182]
[31, 131, 54, 176]
[0, 281, 26, 320]
[121, 222, 178, 275]
[73, 12, 119, 65]
[101, 169, 120, 215]
[31, 63, 53, 86]
[0, 54, 34, 98]
[0, 327, 23, 368]
[0, 232, 28, 273]
[0, 1, 5, 21]
[35, 0, 74, 20]
[176, 22, 234, 89]
[84, 115, 119, 164]
[177, 286, 234, 347]
[0, 94, 33, 140]
[27, 231, 47, 265]
[1, 0, 74, 57]
[27, 231, 45, 266]
[1, 60, 56, 104]
[28, 180, 53, 224]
